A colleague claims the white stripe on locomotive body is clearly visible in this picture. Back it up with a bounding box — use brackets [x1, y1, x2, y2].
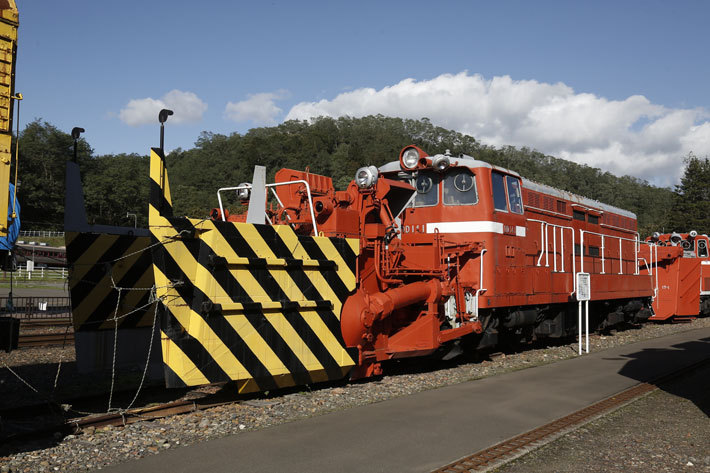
[425, 221, 526, 237]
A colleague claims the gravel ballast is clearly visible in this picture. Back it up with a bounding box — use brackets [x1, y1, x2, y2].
[1, 318, 709, 472]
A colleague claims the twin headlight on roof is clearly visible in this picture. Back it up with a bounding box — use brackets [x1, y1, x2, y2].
[355, 146, 452, 189]
[400, 146, 450, 171]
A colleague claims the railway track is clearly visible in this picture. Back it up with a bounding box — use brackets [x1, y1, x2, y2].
[20, 318, 72, 328]
[18, 332, 74, 348]
[0, 385, 232, 444]
[432, 356, 710, 473]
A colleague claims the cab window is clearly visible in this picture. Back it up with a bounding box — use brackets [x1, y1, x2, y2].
[413, 171, 439, 207]
[506, 176, 523, 214]
[698, 239, 709, 258]
[443, 168, 478, 205]
[492, 172, 507, 211]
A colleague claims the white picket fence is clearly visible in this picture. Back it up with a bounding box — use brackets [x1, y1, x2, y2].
[19, 230, 65, 238]
[14, 264, 67, 280]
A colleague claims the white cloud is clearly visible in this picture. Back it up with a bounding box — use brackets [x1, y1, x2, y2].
[286, 72, 710, 186]
[224, 91, 287, 124]
[119, 90, 207, 126]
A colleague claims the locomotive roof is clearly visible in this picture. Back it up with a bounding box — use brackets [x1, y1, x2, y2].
[379, 153, 636, 220]
[522, 178, 637, 219]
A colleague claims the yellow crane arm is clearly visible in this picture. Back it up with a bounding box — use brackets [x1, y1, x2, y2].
[0, 0, 18, 238]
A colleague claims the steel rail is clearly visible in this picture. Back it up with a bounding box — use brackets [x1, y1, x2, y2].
[1, 391, 234, 444]
[432, 356, 710, 473]
[18, 332, 75, 348]
[20, 318, 72, 328]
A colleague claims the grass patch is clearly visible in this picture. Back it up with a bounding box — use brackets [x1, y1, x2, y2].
[16, 236, 65, 247]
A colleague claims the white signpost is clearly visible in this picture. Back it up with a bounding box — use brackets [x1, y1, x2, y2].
[576, 272, 590, 355]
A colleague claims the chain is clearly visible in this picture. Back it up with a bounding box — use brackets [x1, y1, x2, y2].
[107, 285, 123, 412]
[1, 359, 39, 393]
[120, 289, 160, 413]
[51, 323, 73, 394]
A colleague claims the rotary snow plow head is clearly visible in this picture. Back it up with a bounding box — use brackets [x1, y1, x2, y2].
[148, 147, 360, 390]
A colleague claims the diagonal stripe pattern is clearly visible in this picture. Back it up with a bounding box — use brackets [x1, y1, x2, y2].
[148, 147, 360, 390]
[66, 231, 155, 331]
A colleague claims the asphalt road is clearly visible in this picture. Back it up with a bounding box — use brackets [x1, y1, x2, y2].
[100, 327, 710, 473]
[0, 285, 68, 298]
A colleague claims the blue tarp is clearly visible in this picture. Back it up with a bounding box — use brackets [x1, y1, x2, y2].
[0, 183, 20, 251]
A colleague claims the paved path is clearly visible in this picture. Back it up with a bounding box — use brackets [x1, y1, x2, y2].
[0, 286, 68, 297]
[101, 327, 710, 473]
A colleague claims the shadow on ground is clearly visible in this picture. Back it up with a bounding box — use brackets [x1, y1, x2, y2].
[617, 335, 710, 417]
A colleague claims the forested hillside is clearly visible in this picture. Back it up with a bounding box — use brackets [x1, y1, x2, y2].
[14, 116, 701, 237]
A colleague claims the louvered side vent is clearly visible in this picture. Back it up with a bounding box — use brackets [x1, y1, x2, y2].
[543, 196, 554, 211]
[532, 192, 540, 208]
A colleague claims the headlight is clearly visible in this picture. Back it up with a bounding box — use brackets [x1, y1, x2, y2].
[401, 147, 419, 169]
[236, 183, 251, 200]
[355, 166, 379, 189]
[690, 230, 698, 238]
[432, 154, 450, 172]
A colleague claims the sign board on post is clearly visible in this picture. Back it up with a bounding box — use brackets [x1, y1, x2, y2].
[575, 272, 591, 355]
[26, 260, 34, 272]
[576, 272, 590, 301]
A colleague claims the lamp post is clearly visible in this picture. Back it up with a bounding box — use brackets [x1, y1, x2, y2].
[158, 109, 173, 152]
[71, 127, 85, 162]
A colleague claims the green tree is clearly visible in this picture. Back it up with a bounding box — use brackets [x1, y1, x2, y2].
[8, 117, 679, 236]
[667, 153, 710, 234]
[14, 120, 91, 229]
[82, 153, 149, 227]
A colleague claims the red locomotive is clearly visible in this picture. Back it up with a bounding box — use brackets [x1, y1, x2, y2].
[262, 145, 655, 377]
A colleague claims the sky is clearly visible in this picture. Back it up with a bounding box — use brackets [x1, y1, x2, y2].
[16, 1, 710, 187]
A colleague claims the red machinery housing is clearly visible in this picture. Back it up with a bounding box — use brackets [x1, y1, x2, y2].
[258, 145, 655, 377]
[643, 232, 710, 321]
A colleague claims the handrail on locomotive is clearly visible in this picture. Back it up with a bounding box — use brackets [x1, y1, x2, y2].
[216, 179, 320, 235]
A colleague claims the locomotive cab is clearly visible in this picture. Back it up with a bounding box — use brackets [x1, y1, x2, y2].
[380, 146, 529, 307]
[381, 145, 526, 243]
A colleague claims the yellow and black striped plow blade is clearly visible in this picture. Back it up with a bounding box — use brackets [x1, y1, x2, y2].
[148, 147, 360, 391]
[66, 231, 155, 332]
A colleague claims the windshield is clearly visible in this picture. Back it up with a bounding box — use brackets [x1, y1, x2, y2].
[492, 172, 507, 211]
[443, 168, 478, 205]
[413, 171, 439, 207]
[506, 175, 523, 214]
